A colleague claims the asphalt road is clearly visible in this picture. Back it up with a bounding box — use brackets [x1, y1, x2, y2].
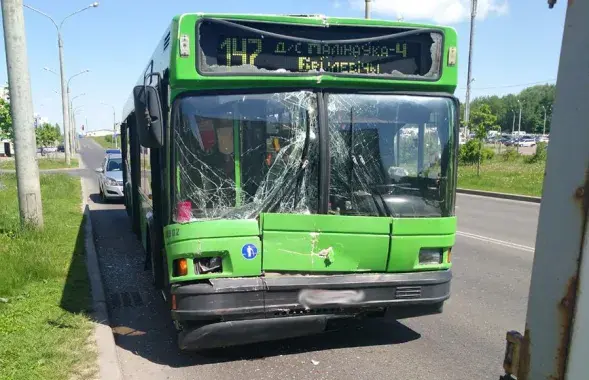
[80, 138, 538, 380]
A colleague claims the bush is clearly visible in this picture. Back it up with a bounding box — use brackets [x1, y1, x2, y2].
[500, 147, 520, 162]
[481, 147, 495, 161]
[104, 135, 113, 143]
[525, 142, 548, 164]
[459, 139, 494, 165]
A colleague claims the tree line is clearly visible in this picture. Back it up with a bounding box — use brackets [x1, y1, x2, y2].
[461, 83, 555, 134]
[0, 98, 62, 147]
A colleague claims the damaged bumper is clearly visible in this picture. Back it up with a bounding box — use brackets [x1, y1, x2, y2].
[172, 270, 451, 350]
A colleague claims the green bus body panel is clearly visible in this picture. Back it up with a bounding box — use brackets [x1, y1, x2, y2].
[261, 213, 391, 234]
[164, 219, 259, 242]
[262, 231, 390, 272]
[163, 216, 455, 283]
[262, 214, 392, 272]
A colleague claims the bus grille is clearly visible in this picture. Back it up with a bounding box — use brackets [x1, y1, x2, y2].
[395, 286, 422, 299]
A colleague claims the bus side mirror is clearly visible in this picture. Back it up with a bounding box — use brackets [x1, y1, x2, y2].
[133, 85, 163, 148]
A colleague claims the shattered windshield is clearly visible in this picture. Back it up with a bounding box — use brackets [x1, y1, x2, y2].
[173, 91, 319, 222]
[327, 94, 455, 217]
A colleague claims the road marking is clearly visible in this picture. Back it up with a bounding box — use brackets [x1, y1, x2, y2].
[457, 192, 541, 207]
[457, 231, 535, 252]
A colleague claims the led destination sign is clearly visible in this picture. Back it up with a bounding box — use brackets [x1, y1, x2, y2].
[197, 19, 443, 77]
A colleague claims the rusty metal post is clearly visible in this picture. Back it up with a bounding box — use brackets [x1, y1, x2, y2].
[510, 0, 589, 379]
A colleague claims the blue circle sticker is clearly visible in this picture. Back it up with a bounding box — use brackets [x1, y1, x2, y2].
[241, 244, 258, 260]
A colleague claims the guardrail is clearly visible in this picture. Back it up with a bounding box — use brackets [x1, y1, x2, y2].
[457, 188, 541, 203]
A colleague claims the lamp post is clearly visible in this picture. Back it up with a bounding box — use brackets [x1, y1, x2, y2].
[101, 102, 117, 149]
[541, 105, 552, 136]
[464, 0, 478, 139]
[70, 93, 85, 152]
[24, 2, 99, 165]
[42, 67, 89, 154]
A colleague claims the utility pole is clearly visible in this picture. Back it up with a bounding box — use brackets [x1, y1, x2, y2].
[511, 109, 516, 135]
[542, 105, 551, 136]
[517, 99, 523, 153]
[365, 0, 371, 19]
[24, 3, 99, 166]
[464, 0, 478, 138]
[517, 99, 523, 134]
[101, 102, 116, 149]
[1, 0, 43, 227]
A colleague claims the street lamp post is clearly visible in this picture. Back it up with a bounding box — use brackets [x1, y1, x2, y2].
[542, 105, 551, 136]
[43, 67, 89, 155]
[517, 99, 523, 153]
[70, 93, 85, 151]
[24, 2, 99, 166]
[511, 109, 516, 136]
[365, 0, 371, 19]
[464, 0, 478, 139]
[101, 102, 117, 149]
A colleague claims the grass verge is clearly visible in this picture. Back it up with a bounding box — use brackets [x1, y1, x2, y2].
[90, 136, 120, 150]
[0, 158, 79, 170]
[0, 173, 96, 380]
[458, 158, 545, 197]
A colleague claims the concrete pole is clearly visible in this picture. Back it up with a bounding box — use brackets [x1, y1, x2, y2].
[58, 31, 71, 166]
[1, 0, 43, 227]
[542, 105, 547, 136]
[511, 110, 515, 135]
[365, 0, 371, 19]
[464, 0, 478, 138]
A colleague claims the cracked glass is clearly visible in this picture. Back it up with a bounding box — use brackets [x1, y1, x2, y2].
[327, 94, 455, 218]
[172, 91, 319, 222]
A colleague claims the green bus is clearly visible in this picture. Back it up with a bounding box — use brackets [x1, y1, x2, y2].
[120, 13, 459, 351]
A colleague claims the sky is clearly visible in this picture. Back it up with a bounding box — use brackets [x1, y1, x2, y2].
[0, 0, 568, 132]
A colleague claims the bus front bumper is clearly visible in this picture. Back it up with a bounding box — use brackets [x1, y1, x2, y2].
[171, 270, 451, 350]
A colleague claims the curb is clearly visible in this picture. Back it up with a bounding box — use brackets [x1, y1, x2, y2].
[457, 188, 541, 203]
[80, 160, 124, 380]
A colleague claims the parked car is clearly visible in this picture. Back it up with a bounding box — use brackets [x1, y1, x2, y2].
[105, 148, 121, 154]
[517, 138, 536, 147]
[95, 153, 124, 201]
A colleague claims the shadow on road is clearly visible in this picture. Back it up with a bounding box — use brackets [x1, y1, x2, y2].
[87, 190, 423, 369]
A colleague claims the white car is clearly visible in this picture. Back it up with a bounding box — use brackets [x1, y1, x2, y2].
[95, 153, 124, 201]
[517, 138, 536, 147]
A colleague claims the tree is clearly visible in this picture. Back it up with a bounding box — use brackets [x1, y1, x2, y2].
[470, 104, 498, 176]
[35, 122, 60, 148]
[0, 98, 12, 140]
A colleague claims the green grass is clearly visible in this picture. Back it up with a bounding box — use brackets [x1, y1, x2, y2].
[458, 158, 545, 197]
[90, 135, 120, 150]
[0, 158, 79, 170]
[0, 174, 96, 380]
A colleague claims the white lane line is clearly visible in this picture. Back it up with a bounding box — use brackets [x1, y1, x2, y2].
[456, 231, 535, 252]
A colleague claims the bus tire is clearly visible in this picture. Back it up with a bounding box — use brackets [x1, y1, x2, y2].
[148, 228, 165, 289]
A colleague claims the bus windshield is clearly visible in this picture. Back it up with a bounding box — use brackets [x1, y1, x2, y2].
[327, 94, 455, 218]
[172, 92, 455, 222]
[173, 91, 319, 221]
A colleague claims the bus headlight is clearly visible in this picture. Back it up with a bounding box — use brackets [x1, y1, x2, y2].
[419, 248, 443, 265]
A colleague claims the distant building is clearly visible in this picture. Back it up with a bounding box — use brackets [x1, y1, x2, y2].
[85, 129, 116, 137]
[0, 139, 13, 157]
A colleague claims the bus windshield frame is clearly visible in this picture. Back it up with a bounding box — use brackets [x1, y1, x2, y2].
[170, 90, 458, 223]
